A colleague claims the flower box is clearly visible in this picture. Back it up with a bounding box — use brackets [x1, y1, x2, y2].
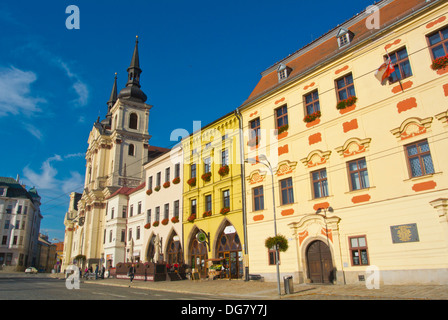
[154, 185, 161, 192]
[163, 181, 170, 188]
[146, 189, 153, 196]
[172, 177, 181, 184]
[336, 96, 357, 110]
[187, 177, 196, 187]
[144, 223, 151, 229]
[203, 210, 212, 218]
[275, 124, 289, 135]
[171, 216, 179, 223]
[220, 207, 230, 215]
[187, 214, 196, 222]
[201, 172, 212, 182]
[303, 110, 321, 123]
[218, 165, 229, 176]
[152, 221, 159, 227]
[161, 218, 169, 225]
[431, 54, 448, 71]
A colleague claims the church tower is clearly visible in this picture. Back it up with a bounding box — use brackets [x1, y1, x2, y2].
[64, 37, 152, 268]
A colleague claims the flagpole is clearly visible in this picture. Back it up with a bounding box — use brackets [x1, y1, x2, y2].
[385, 48, 404, 92]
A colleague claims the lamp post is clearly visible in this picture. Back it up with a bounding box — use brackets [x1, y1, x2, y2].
[245, 154, 281, 296]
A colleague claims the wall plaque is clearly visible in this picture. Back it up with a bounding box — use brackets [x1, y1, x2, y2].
[390, 223, 419, 243]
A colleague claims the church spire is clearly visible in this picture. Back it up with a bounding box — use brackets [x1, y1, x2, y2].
[107, 72, 118, 111]
[118, 36, 147, 102]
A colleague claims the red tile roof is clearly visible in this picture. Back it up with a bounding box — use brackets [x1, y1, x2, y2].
[106, 182, 146, 200]
[242, 0, 429, 107]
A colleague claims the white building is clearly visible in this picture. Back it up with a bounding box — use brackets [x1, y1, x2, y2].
[0, 177, 42, 271]
[143, 145, 184, 265]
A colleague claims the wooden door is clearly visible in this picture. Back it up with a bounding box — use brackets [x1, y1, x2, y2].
[306, 240, 334, 284]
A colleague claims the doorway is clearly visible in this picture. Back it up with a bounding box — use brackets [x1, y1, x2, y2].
[216, 224, 243, 279]
[306, 240, 334, 284]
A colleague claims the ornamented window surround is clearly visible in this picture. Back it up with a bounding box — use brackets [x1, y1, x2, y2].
[335, 138, 371, 158]
[247, 169, 267, 185]
[300, 150, 332, 168]
[275, 160, 298, 176]
[390, 117, 433, 141]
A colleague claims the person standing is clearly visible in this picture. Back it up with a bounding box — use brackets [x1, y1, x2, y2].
[95, 265, 99, 280]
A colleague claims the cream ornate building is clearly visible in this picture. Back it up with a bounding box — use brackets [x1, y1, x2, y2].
[240, 0, 448, 285]
[63, 37, 153, 270]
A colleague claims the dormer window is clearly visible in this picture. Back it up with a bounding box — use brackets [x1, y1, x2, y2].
[337, 28, 354, 48]
[277, 63, 291, 82]
[0, 187, 5, 196]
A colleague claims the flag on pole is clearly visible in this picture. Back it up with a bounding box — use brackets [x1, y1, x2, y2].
[375, 57, 395, 85]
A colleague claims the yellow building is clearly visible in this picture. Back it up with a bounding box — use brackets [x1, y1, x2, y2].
[239, 0, 448, 285]
[181, 112, 246, 279]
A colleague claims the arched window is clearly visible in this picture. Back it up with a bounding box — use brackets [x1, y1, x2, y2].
[129, 113, 138, 129]
[129, 144, 135, 156]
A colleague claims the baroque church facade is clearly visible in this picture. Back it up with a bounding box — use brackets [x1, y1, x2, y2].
[63, 37, 153, 268]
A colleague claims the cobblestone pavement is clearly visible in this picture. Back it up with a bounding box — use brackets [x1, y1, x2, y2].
[51, 273, 448, 300]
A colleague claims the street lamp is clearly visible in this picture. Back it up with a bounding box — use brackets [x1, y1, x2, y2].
[245, 154, 281, 297]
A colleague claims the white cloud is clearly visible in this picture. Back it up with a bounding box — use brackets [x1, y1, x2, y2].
[23, 155, 62, 190]
[0, 66, 46, 117]
[54, 57, 89, 107]
[23, 122, 43, 141]
[62, 171, 83, 194]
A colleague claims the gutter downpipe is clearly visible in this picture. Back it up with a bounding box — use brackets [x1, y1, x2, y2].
[235, 107, 249, 281]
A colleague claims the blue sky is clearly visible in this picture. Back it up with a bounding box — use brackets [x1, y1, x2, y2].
[0, 0, 374, 241]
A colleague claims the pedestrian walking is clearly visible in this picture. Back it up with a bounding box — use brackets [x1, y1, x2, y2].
[128, 263, 135, 286]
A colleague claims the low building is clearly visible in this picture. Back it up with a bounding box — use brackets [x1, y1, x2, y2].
[37, 234, 56, 273]
[0, 176, 42, 271]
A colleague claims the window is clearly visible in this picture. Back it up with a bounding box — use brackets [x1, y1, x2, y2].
[109, 230, 113, 243]
[253, 186, 264, 211]
[223, 190, 230, 209]
[221, 149, 229, 166]
[111, 208, 114, 219]
[268, 249, 280, 265]
[387, 47, 412, 83]
[204, 157, 211, 173]
[121, 230, 125, 242]
[280, 178, 294, 205]
[129, 204, 134, 217]
[249, 117, 261, 142]
[175, 163, 180, 178]
[136, 226, 141, 240]
[1, 236, 7, 245]
[191, 199, 197, 215]
[275, 105, 288, 129]
[348, 158, 370, 191]
[128, 144, 135, 156]
[148, 176, 153, 190]
[164, 203, 169, 220]
[156, 172, 161, 186]
[349, 236, 369, 266]
[146, 209, 151, 224]
[155, 207, 160, 222]
[4, 220, 9, 229]
[165, 167, 170, 183]
[122, 206, 127, 218]
[336, 73, 356, 101]
[336, 28, 353, 48]
[138, 201, 142, 215]
[205, 195, 212, 212]
[13, 236, 17, 246]
[17, 205, 22, 214]
[304, 90, 320, 116]
[128, 228, 132, 241]
[405, 139, 435, 178]
[190, 164, 196, 178]
[6, 205, 12, 214]
[277, 63, 290, 82]
[129, 113, 138, 129]
[427, 26, 448, 60]
[0, 188, 4, 196]
[174, 200, 179, 218]
[312, 169, 329, 198]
